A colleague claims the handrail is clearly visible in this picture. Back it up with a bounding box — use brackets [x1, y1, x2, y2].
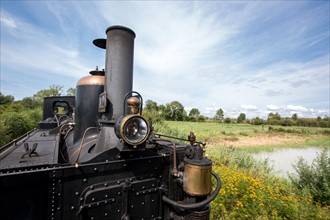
[0, 129, 36, 154]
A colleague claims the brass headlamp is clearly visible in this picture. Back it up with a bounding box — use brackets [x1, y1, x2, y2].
[115, 114, 150, 146]
[114, 92, 150, 147]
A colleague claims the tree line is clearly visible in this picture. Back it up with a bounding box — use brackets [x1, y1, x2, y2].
[1, 87, 329, 146]
[143, 99, 330, 128]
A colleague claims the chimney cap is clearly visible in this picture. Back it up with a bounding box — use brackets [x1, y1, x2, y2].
[106, 25, 136, 38]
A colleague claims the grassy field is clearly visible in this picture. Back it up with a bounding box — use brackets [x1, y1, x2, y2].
[156, 121, 330, 153]
[154, 121, 330, 219]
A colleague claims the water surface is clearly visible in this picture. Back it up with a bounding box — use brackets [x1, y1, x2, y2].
[253, 147, 330, 178]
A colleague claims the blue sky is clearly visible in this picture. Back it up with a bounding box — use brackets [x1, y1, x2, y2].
[1, 1, 329, 119]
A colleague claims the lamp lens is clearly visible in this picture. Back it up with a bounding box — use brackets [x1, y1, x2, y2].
[124, 117, 148, 144]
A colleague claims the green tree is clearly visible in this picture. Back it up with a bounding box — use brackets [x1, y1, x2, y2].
[197, 115, 206, 122]
[292, 113, 298, 120]
[0, 92, 14, 105]
[66, 87, 76, 96]
[20, 97, 37, 109]
[189, 108, 200, 117]
[145, 100, 158, 111]
[267, 112, 281, 125]
[33, 85, 63, 105]
[251, 117, 264, 125]
[1, 112, 30, 139]
[268, 112, 281, 120]
[164, 101, 186, 121]
[237, 113, 246, 123]
[214, 108, 224, 121]
[224, 117, 231, 124]
[143, 100, 164, 124]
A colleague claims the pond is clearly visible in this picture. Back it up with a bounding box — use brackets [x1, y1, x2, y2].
[252, 147, 330, 179]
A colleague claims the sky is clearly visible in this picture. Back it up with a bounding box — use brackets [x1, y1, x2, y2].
[1, 1, 329, 119]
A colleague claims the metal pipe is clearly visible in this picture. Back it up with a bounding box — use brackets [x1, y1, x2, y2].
[105, 26, 136, 119]
[152, 138, 178, 177]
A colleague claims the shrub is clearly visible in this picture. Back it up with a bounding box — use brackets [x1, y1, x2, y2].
[210, 164, 327, 219]
[289, 149, 330, 207]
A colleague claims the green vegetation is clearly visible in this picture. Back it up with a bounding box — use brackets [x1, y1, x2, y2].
[154, 121, 330, 219]
[0, 86, 74, 146]
[289, 149, 330, 207]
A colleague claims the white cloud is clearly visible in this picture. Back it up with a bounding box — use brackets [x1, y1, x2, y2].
[267, 105, 280, 111]
[241, 104, 258, 110]
[0, 11, 17, 28]
[286, 105, 308, 112]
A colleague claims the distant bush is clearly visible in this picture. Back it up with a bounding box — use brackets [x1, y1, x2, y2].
[224, 118, 231, 124]
[289, 149, 330, 207]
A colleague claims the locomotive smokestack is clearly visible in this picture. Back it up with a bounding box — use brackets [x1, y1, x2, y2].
[93, 26, 136, 153]
[105, 26, 136, 119]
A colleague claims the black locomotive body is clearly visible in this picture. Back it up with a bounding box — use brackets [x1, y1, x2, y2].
[0, 26, 220, 220]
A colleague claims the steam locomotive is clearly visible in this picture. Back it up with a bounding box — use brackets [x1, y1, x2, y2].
[0, 26, 221, 220]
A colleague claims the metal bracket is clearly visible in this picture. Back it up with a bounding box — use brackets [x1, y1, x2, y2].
[21, 143, 39, 158]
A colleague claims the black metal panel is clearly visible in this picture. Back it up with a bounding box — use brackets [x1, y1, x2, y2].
[0, 170, 49, 220]
[40, 155, 166, 220]
[74, 85, 104, 143]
